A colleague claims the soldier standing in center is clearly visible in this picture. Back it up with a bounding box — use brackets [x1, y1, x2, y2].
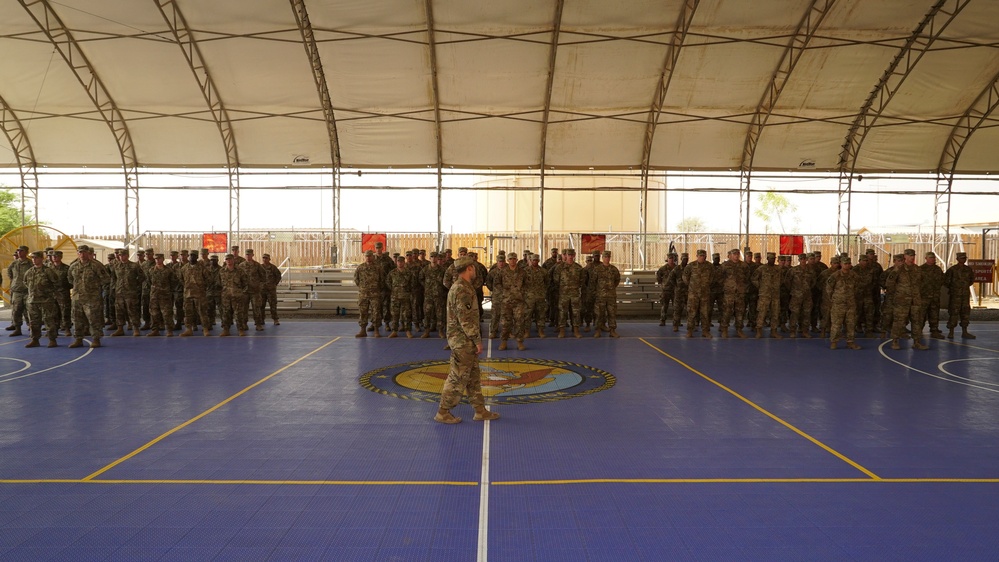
[880, 254, 904, 338]
[542, 248, 560, 327]
[50, 250, 73, 336]
[853, 254, 876, 337]
[239, 249, 266, 332]
[524, 253, 548, 338]
[719, 248, 749, 338]
[944, 251, 976, 340]
[888, 248, 927, 351]
[421, 251, 447, 338]
[23, 251, 61, 348]
[752, 252, 783, 339]
[593, 250, 621, 338]
[387, 255, 415, 338]
[496, 251, 527, 350]
[867, 248, 884, 332]
[918, 251, 946, 340]
[205, 255, 222, 329]
[656, 253, 678, 326]
[112, 249, 144, 337]
[485, 251, 507, 339]
[827, 256, 861, 350]
[146, 252, 177, 337]
[581, 252, 600, 332]
[554, 249, 585, 338]
[180, 251, 210, 337]
[787, 253, 815, 339]
[68, 245, 111, 349]
[168, 251, 185, 330]
[353, 250, 384, 337]
[219, 253, 248, 336]
[374, 242, 394, 330]
[744, 250, 761, 328]
[817, 256, 841, 338]
[139, 247, 154, 330]
[682, 249, 713, 338]
[668, 252, 690, 332]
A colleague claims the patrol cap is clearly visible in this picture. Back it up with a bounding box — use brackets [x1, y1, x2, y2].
[189, 249, 199, 256]
[754, 252, 761, 258]
[667, 252, 677, 259]
[507, 252, 518, 260]
[956, 252, 967, 259]
[903, 248, 916, 257]
[550, 248, 559, 254]
[262, 253, 271, 259]
[453, 256, 475, 271]
[496, 254, 506, 262]
[53, 250, 63, 257]
[180, 249, 189, 255]
[444, 249, 453, 254]
[806, 252, 816, 258]
[591, 251, 600, 257]
[530, 254, 539, 261]
[230, 246, 239, 251]
[457, 246, 468, 253]
[30, 250, 44, 258]
[858, 254, 868, 261]
[680, 252, 689, 258]
[170, 250, 179, 256]
[893, 253, 905, 261]
[405, 250, 413, 256]
[766, 252, 776, 259]
[200, 248, 209, 254]
[17, 245, 28, 251]
[798, 253, 807, 259]
[429, 251, 439, 258]
[814, 250, 822, 256]
[602, 250, 611, 257]
[374, 242, 383, 248]
[210, 255, 218, 261]
[696, 249, 707, 256]
[924, 251, 936, 258]
[565, 248, 576, 256]
[244, 249, 254, 255]
[115, 248, 127, 254]
[729, 248, 741, 255]
[841, 256, 852, 265]
[467, 251, 478, 258]
[866, 248, 877, 255]
[154, 253, 164, 259]
[830, 256, 841, 264]
[585, 256, 593, 262]
[224, 254, 235, 260]
[711, 252, 720, 259]
[396, 255, 405, 262]
[743, 246, 752, 254]
[392, 252, 400, 258]
[146, 248, 155, 253]
[77, 245, 91, 253]
[419, 250, 426, 255]
[364, 249, 374, 256]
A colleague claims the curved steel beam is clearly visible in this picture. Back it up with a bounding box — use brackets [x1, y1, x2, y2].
[538, 0, 565, 255]
[0, 95, 39, 227]
[835, 0, 970, 253]
[155, 0, 242, 244]
[290, 0, 342, 249]
[933, 66, 999, 262]
[423, 0, 444, 247]
[639, 0, 698, 265]
[18, 0, 141, 247]
[738, 0, 837, 250]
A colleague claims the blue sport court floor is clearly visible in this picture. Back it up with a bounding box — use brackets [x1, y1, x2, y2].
[1, 320, 998, 561]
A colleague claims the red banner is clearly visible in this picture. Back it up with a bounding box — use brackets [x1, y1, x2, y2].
[779, 235, 804, 256]
[580, 234, 606, 255]
[968, 259, 995, 283]
[361, 233, 387, 253]
[202, 233, 228, 253]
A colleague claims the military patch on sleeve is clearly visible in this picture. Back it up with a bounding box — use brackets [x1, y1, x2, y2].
[465, 303, 472, 309]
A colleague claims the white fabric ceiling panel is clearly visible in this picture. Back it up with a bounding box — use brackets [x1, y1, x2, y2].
[436, 35, 549, 111]
[232, 116, 335, 167]
[441, 116, 542, 168]
[954, 127, 999, 174]
[752, 121, 851, 171]
[196, 38, 320, 111]
[664, 43, 786, 112]
[545, 119, 646, 169]
[175, 0, 296, 33]
[25, 119, 123, 167]
[855, 123, 946, 173]
[550, 41, 665, 110]
[337, 117, 437, 167]
[561, 0, 682, 30]
[880, 49, 999, 120]
[649, 120, 746, 170]
[309, 0, 429, 32]
[319, 36, 432, 112]
[435, 0, 550, 30]
[127, 119, 232, 167]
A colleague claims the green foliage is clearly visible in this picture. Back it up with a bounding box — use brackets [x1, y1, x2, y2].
[0, 189, 34, 236]
[676, 216, 707, 233]
[754, 190, 799, 234]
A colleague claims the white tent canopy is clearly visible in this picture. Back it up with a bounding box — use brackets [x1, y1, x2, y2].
[3, 0, 999, 173]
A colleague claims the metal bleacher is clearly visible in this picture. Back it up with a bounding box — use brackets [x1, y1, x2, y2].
[277, 268, 664, 318]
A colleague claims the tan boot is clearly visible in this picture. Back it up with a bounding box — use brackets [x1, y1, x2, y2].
[573, 327, 582, 338]
[388, 330, 398, 338]
[68, 338, 84, 349]
[802, 330, 811, 339]
[406, 331, 413, 338]
[238, 329, 246, 336]
[672, 323, 679, 332]
[538, 328, 546, 339]
[166, 330, 174, 337]
[913, 339, 929, 350]
[703, 329, 711, 338]
[373, 328, 382, 338]
[355, 327, 367, 338]
[947, 327, 955, 339]
[132, 328, 141, 337]
[557, 328, 565, 338]
[755, 328, 762, 339]
[962, 328, 976, 339]
[47, 338, 58, 348]
[830, 340, 837, 350]
[473, 408, 500, 421]
[146, 330, 161, 337]
[220, 327, 230, 337]
[594, 329, 601, 338]
[686, 330, 693, 338]
[498, 339, 508, 351]
[847, 341, 862, 350]
[180, 327, 194, 337]
[736, 329, 746, 339]
[90, 338, 101, 349]
[930, 331, 945, 340]
[111, 327, 125, 337]
[434, 410, 462, 424]
[609, 329, 619, 338]
[421, 330, 430, 339]
[891, 338, 900, 350]
[25, 338, 40, 348]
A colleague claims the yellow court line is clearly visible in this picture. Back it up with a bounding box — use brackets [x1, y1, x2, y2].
[639, 338, 882, 481]
[81, 337, 341, 481]
[91, 479, 477, 486]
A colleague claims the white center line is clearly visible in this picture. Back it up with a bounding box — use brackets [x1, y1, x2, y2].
[477, 336, 492, 562]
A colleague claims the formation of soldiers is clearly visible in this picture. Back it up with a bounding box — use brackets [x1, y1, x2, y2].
[655, 247, 978, 350]
[353, 243, 622, 349]
[5, 244, 283, 349]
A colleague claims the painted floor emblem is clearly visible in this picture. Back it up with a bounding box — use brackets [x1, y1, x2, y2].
[360, 358, 615, 404]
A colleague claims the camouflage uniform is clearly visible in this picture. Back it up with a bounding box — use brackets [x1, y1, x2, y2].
[853, 256, 876, 336]
[50, 257, 73, 335]
[581, 253, 599, 331]
[555, 250, 586, 337]
[944, 253, 975, 338]
[103, 255, 116, 326]
[219, 258, 248, 334]
[387, 260, 415, 335]
[682, 251, 714, 337]
[146, 259, 178, 334]
[420, 255, 447, 337]
[810, 254, 829, 330]
[438, 266, 486, 413]
[888, 250, 926, 349]
[486, 254, 507, 338]
[867, 250, 885, 331]
[524, 256, 549, 337]
[24, 257, 60, 345]
[113, 253, 144, 333]
[542, 250, 560, 327]
[710, 253, 724, 326]
[375, 246, 395, 327]
[719, 250, 749, 337]
[238, 254, 266, 330]
[656, 256, 677, 325]
[777, 256, 792, 331]
[668, 254, 690, 331]
[787, 254, 815, 338]
[918, 253, 945, 339]
[745, 252, 761, 327]
[7, 251, 32, 333]
[260, 256, 283, 324]
[205, 257, 222, 328]
[827, 258, 860, 349]
[354, 252, 384, 335]
[496, 253, 527, 347]
[408, 252, 426, 330]
[593, 251, 621, 337]
[169, 254, 185, 329]
[879, 256, 903, 337]
[140, 250, 154, 329]
[180, 258, 210, 334]
[68, 247, 111, 345]
[815, 259, 839, 337]
[751, 253, 783, 337]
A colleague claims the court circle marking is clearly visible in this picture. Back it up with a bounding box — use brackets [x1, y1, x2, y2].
[360, 357, 615, 404]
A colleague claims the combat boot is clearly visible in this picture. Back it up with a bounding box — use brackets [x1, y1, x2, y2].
[686, 330, 694, 338]
[772, 331, 783, 339]
[180, 327, 194, 337]
[132, 328, 141, 337]
[659, 320, 666, 326]
[962, 328, 976, 339]
[672, 323, 679, 332]
[90, 338, 101, 349]
[220, 327, 230, 337]
[891, 338, 901, 350]
[47, 338, 58, 348]
[140, 323, 150, 330]
[372, 327, 382, 338]
[498, 339, 508, 351]
[755, 328, 762, 339]
[8, 328, 22, 337]
[111, 327, 125, 337]
[25, 338, 40, 348]
[405, 331, 413, 339]
[202, 328, 210, 337]
[913, 339, 929, 350]
[801, 330, 811, 339]
[721, 329, 729, 339]
[593, 329, 601, 338]
[930, 330, 944, 340]
[355, 327, 366, 338]
[609, 329, 619, 338]
[434, 409, 462, 424]
[947, 327, 954, 339]
[538, 328, 546, 339]
[166, 330, 174, 337]
[238, 329, 246, 336]
[421, 330, 430, 339]
[68, 338, 84, 349]
[846, 341, 862, 350]
[702, 329, 711, 338]
[473, 407, 500, 421]
[388, 330, 398, 338]
[146, 329, 161, 337]
[517, 340, 526, 351]
[573, 327, 582, 339]
[557, 328, 565, 338]
[829, 340, 837, 350]
[736, 329, 746, 339]
[789, 330, 797, 339]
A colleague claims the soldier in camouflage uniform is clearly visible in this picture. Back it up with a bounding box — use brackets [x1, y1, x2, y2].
[917, 252, 946, 340]
[50, 250, 73, 336]
[944, 251, 976, 339]
[408, 248, 426, 331]
[581, 252, 599, 332]
[719, 248, 749, 338]
[24, 251, 61, 348]
[810, 250, 829, 331]
[524, 253, 548, 338]
[555, 249, 586, 338]
[888, 248, 927, 350]
[168, 251, 185, 330]
[496, 252, 527, 350]
[386, 256, 415, 338]
[434, 256, 499, 425]
[816, 256, 840, 338]
[668, 252, 690, 332]
[219, 254, 248, 336]
[373, 242, 394, 329]
[139, 247, 154, 330]
[851, 254, 876, 337]
[259, 253, 282, 326]
[238, 249, 266, 332]
[421, 251, 447, 338]
[205, 255, 222, 329]
[787, 253, 815, 339]
[68, 245, 111, 349]
[354, 250, 384, 337]
[656, 253, 678, 326]
[744, 250, 761, 328]
[866, 248, 884, 332]
[103, 253, 116, 327]
[710, 253, 724, 328]
[751, 252, 783, 339]
[593, 250, 621, 338]
[112, 249, 144, 337]
[179, 252, 211, 337]
[777, 255, 793, 332]
[879, 254, 904, 338]
[7, 245, 32, 336]
[542, 248, 560, 327]
[485, 252, 507, 339]
[826, 256, 861, 349]
[146, 253, 177, 337]
[682, 250, 713, 338]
